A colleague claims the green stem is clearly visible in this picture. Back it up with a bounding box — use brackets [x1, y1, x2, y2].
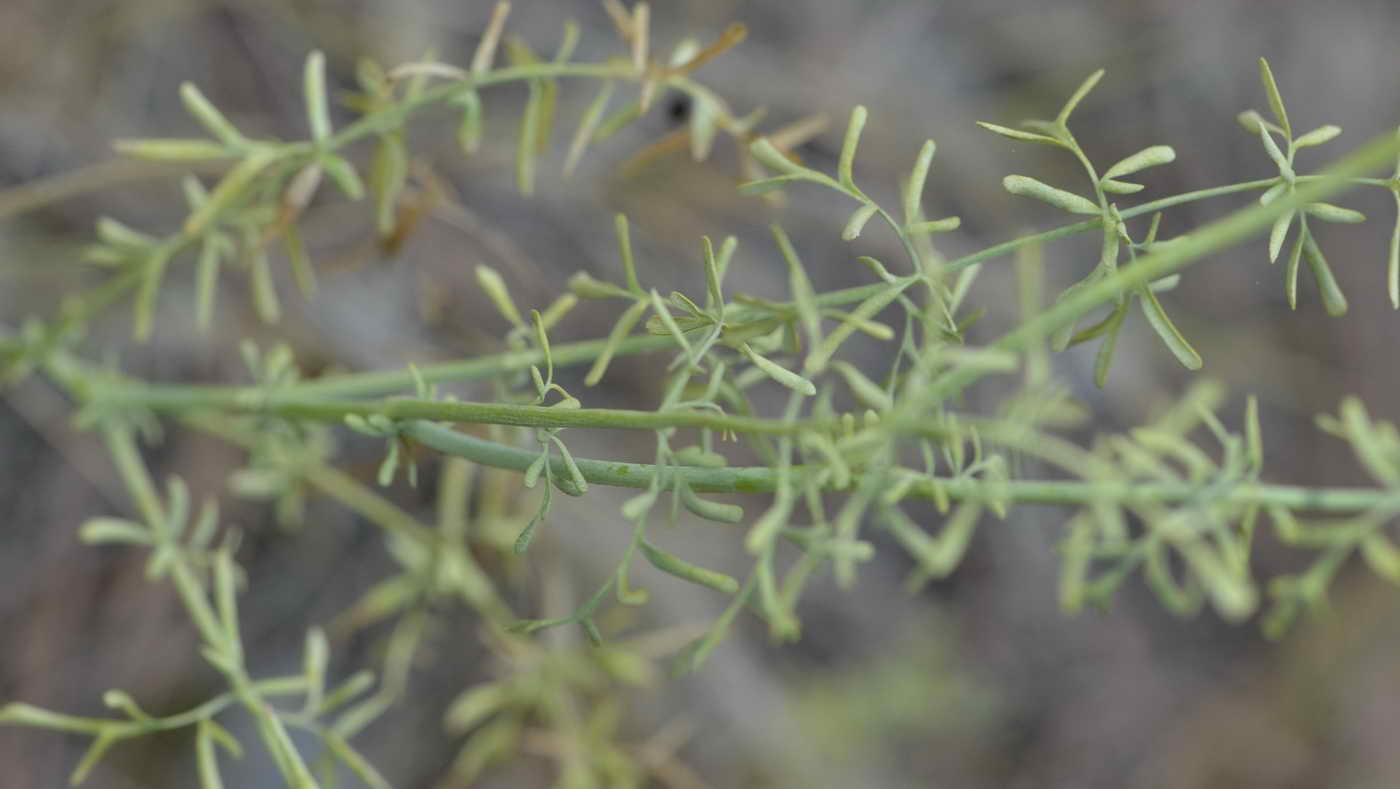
[95, 384, 838, 436]
[403, 421, 1400, 513]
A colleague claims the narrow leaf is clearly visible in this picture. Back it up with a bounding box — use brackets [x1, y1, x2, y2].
[806, 283, 904, 373]
[321, 155, 364, 200]
[741, 343, 815, 395]
[1294, 124, 1341, 148]
[975, 122, 1064, 148]
[1003, 174, 1099, 215]
[679, 484, 744, 523]
[1056, 68, 1105, 126]
[907, 216, 961, 235]
[903, 139, 936, 224]
[1099, 179, 1144, 195]
[838, 105, 867, 191]
[184, 149, 277, 234]
[841, 203, 879, 241]
[1102, 145, 1176, 179]
[1258, 58, 1290, 137]
[1268, 209, 1294, 263]
[640, 539, 740, 594]
[771, 224, 821, 350]
[737, 174, 808, 195]
[113, 139, 233, 161]
[1302, 233, 1348, 316]
[1285, 233, 1304, 309]
[303, 51, 331, 141]
[1091, 300, 1127, 387]
[563, 81, 614, 174]
[179, 83, 244, 146]
[475, 265, 525, 328]
[371, 134, 408, 238]
[830, 360, 892, 411]
[1361, 532, 1400, 583]
[1305, 202, 1365, 224]
[1138, 286, 1203, 370]
[585, 298, 649, 385]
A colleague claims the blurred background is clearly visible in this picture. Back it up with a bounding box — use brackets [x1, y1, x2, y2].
[3, 0, 1400, 787]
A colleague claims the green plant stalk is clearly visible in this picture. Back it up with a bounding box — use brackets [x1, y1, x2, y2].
[98, 385, 836, 436]
[0, 676, 308, 736]
[401, 421, 1399, 513]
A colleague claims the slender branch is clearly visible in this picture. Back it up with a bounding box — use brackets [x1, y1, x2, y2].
[402, 421, 1400, 512]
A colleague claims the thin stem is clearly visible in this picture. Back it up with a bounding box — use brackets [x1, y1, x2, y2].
[95, 384, 838, 436]
[404, 420, 1400, 512]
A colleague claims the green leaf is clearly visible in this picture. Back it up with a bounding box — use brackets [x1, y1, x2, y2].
[370, 133, 407, 237]
[1294, 124, 1341, 148]
[750, 137, 813, 178]
[806, 283, 905, 374]
[324, 734, 392, 789]
[1361, 532, 1400, 583]
[741, 343, 815, 395]
[113, 139, 234, 161]
[640, 538, 740, 594]
[1099, 179, 1144, 195]
[1259, 126, 1293, 179]
[1285, 232, 1304, 309]
[614, 213, 642, 294]
[516, 77, 543, 195]
[79, 518, 152, 546]
[1268, 209, 1294, 263]
[1002, 174, 1100, 215]
[184, 148, 278, 234]
[585, 298, 649, 386]
[1091, 300, 1128, 387]
[443, 683, 508, 732]
[1258, 58, 1290, 138]
[303, 51, 331, 141]
[1305, 202, 1365, 224]
[838, 105, 867, 191]
[1236, 110, 1267, 135]
[1245, 394, 1264, 473]
[475, 264, 525, 328]
[841, 202, 879, 241]
[771, 224, 821, 351]
[975, 122, 1065, 148]
[679, 484, 744, 523]
[321, 155, 365, 200]
[195, 720, 233, 789]
[179, 82, 244, 146]
[453, 90, 483, 155]
[690, 91, 719, 161]
[550, 436, 588, 494]
[903, 139, 937, 223]
[1302, 233, 1348, 316]
[513, 483, 552, 554]
[737, 174, 808, 195]
[1056, 68, 1105, 126]
[564, 81, 614, 174]
[1138, 285, 1203, 370]
[907, 216, 961, 235]
[649, 288, 692, 361]
[830, 360, 893, 412]
[1102, 145, 1176, 179]
[246, 245, 281, 323]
